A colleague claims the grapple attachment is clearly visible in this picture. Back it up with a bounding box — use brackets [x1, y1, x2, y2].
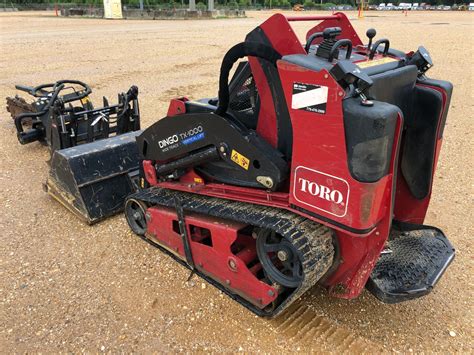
[46, 131, 141, 224]
[5, 80, 142, 223]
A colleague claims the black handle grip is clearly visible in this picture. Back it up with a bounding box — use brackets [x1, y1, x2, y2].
[15, 85, 36, 95]
[369, 38, 390, 59]
[304, 32, 323, 53]
[14, 83, 65, 133]
[328, 39, 353, 62]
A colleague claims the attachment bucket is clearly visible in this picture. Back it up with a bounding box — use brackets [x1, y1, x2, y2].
[45, 131, 141, 224]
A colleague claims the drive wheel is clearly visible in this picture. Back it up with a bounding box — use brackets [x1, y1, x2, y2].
[256, 228, 304, 288]
[125, 198, 148, 236]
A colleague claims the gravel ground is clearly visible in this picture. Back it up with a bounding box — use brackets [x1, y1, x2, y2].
[0, 10, 473, 353]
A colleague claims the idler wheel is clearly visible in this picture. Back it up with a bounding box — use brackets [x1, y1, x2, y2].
[125, 198, 148, 236]
[256, 228, 304, 288]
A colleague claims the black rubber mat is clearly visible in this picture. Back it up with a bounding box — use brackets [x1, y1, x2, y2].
[366, 226, 455, 303]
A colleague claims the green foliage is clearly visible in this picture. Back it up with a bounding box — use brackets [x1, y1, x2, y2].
[196, 0, 206, 8]
[322, 2, 336, 8]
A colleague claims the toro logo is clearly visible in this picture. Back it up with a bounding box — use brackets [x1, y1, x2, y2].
[293, 166, 349, 218]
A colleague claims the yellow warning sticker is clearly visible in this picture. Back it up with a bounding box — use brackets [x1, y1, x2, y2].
[80, 96, 91, 105]
[231, 149, 250, 170]
[356, 57, 398, 69]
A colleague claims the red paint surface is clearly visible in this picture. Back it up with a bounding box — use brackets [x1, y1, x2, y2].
[141, 14, 449, 300]
[146, 206, 277, 308]
[167, 97, 188, 117]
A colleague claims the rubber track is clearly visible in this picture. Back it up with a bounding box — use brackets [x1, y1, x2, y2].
[129, 187, 334, 317]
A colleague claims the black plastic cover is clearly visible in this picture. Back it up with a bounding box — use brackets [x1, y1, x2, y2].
[420, 78, 453, 139]
[343, 98, 400, 182]
[366, 65, 447, 199]
[400, 85, 443, 199]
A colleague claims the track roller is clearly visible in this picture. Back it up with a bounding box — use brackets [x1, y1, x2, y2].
[124, 198, 148, 236]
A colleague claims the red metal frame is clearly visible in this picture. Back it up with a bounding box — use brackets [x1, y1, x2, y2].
[167, 97, 188, 117]
[143, 14, 450, 300]
[146, 206, 277, 308]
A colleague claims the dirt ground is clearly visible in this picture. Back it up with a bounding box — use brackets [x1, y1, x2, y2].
[0, 10, 473, 353]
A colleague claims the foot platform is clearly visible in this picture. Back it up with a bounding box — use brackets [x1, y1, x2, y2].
[366, 226, 455, 303]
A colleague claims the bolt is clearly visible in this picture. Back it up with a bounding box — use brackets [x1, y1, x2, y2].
[252, 231, 258, 239]
[219, 146, 226, 153]
[277, 250, 288, 262]
[198, 262, 203, 267]
[228, 259, 237, 270]
[338, 91, 344, 97]
[324, 74, 329, 79]
[225, 279, 231, 285]
[267, 290, 275, 297]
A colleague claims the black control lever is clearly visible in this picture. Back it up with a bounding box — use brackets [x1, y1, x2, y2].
[366, 28, 376, 52]
[330, 60, 374, 106]
[316, 27, 342, 60]
[407, 46, 433, 75]
[323, 27, 342, 39]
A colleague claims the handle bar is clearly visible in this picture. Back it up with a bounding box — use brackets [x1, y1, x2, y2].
[15, 84, 36, 95]
[50, 80, 92, 103]
[369, 39, 390, 60]
[286, 14, 341, 22]
[14, 83, 65, 133]
[304, 32, 323, 53]
[329, 39, 353, 62]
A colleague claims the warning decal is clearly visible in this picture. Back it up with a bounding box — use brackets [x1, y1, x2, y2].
[356, 57, 397, 68]
[292, 82, 328, 114]
[231, 149, 250, 170]
[80, 96, 91, 105]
